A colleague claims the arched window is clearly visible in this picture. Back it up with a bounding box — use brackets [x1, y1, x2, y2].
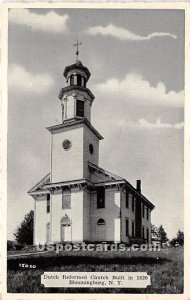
[97, 218, 105, 225]
[61, 215, 71, 242]
[62, 188, 71, 209]
[61, 214, 71, 225]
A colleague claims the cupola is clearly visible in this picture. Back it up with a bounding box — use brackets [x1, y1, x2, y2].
[63, 60, 91, 88]
[58, 41, 95, 123]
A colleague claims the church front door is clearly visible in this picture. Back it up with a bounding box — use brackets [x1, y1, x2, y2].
[96, 219, 106, 241]
[61, 224, 71, 242]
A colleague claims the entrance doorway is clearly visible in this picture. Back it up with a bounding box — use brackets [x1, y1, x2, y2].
[96, 218, 106, 241]
[61, 215, 72, 242]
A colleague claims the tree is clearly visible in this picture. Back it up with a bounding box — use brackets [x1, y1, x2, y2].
[170, 237, 177, 247]
[176, 229, 184, 246]
[151, 224, 159, 235]
[170, 229, 184, 247]
[151, 224, 160, 243]
[14, 210, 34, 245]
[158, 225, 168, 245]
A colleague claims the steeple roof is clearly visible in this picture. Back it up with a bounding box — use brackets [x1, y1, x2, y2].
[63, 60, 91, 81]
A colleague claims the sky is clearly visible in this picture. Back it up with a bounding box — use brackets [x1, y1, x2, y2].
[8, 8, 184, 240]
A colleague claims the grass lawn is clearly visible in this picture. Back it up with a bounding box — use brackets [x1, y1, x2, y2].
[7, 247, 183, 293]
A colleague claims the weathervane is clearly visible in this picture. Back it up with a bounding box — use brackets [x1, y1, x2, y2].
[73, 40, 82, 61]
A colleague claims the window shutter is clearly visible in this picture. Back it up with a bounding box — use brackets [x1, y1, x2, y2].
[125, 219, 129, 236]
[47, 194, 50, 213]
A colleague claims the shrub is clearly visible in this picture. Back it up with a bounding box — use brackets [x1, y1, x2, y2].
[7, 240, 15, 251]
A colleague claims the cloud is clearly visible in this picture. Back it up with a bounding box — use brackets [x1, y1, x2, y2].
[9, 9, 69, 33]
[95, 72, 184, 108]
[87, 24, 177, 41]
[9, 65, 55, 95]
[123, 118, 184, 129]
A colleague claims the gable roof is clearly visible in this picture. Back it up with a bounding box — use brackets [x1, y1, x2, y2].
[88, 162, 154, 209]
[28, 173, 50, 194]
[88, 161, 125, 183]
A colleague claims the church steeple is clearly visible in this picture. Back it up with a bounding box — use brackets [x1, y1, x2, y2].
[58, 44, 94, 123]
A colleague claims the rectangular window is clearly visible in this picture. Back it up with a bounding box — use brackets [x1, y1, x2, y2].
[125, 219, 129, 237]
[47, 194, 50, 213]
[147, 228, 149, 243]
[132, 196, 135, 212]
[76, 100, 84, 117]
[147, 208, 149, 220]
[97, 186, 105, 209]
[142, 226, 145, 239]
[62, 192, 71, 209]
[132, 221, 135, 238]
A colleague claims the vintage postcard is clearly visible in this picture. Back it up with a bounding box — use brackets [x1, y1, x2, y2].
[1, 2, 190, 300]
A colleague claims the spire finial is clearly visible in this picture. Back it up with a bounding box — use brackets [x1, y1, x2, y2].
[73, 40, 82, 62]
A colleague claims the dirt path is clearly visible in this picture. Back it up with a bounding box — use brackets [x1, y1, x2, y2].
[7, 250, 50, 258]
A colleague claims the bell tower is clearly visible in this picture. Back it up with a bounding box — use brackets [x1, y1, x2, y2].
[58, 41, 94, 123]
[47, 43, 103, 183]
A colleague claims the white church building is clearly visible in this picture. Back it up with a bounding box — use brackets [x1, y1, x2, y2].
[29, 50, 155, 245]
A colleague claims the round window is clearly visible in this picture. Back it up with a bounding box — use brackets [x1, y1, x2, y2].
[62, 139, 72, 150]
[89, 144, 94, 154]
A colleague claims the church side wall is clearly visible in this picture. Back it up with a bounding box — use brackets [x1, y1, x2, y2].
[120, 189, 136, 244]
[51, 190, 84, 243]
[141, 204, 152, 242]
[90, 188, 121, 242]
[121, 190, 152, 243]
[35, 197, 50, 245]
